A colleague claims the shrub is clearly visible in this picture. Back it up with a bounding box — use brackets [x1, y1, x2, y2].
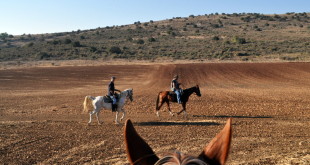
[281, 56, 298, 61]
[52, 40, 60, 45]
[236, 52, 249, 56]
[26, 42, 34, 47]
[148, 37, 156, 42]
[109, 46, 122, 54]
[0, 32, 9, 40]
[136, 39, 144, 44]
[231, 36, 246, 44]
[72, 41, 82, 47]
[126, 37, 133, 42]
[36, 52, 50, 59]
[63, 39, 72, 44]
[211, 24, 221, 28]
[90, 46, 97, 52]
[212, 36, 220, 41]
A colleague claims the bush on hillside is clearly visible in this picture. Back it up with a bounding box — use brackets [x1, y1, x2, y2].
[109, 46, 122, 54]
[72, 41, 82, 47]
[232, 36, 246, 44]
[136, 39, 145, 44]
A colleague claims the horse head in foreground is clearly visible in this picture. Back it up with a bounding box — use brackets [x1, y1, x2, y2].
[124, 118, 232, 165]
[83, 88, 133, 124]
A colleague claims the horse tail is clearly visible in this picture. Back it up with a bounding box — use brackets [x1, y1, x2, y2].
[83, 96, 93, 113]
[156, 92, 161, 110]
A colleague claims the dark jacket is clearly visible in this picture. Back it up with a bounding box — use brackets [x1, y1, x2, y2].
[171, 79, 180, 90]
[108, 81, 115, 96]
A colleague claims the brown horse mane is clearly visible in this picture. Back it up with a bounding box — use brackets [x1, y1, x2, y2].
[154, 152, 208, 165]
[182, 85, 199, 95]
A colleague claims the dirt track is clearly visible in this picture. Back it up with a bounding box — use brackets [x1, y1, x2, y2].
[0, 62, 310, 164]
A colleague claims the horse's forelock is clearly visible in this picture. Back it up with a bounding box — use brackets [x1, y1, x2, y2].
[155, 152, 208, 165]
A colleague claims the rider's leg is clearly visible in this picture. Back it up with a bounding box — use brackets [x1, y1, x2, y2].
[175, 90, 181, 104]
[110, 96, 117, 111]
[112, 97, 117, 104]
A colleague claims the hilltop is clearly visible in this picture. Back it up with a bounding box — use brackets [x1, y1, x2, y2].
[0, 12, 309, 62]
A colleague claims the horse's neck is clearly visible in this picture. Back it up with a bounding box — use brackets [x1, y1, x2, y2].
[184, 87, 195, 96]
[119, 92, 127, 101]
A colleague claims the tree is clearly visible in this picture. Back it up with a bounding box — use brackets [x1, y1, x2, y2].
[0, 32, 9, 40]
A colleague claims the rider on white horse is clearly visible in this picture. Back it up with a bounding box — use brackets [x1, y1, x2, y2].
[108, 76, 121, 111]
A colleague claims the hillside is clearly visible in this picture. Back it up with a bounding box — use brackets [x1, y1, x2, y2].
[0, 12, 310, 62]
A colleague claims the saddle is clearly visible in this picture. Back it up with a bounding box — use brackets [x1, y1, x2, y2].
[103, 96, 113, 103]
[103, 94, 119, 103]
[168, 91, 182, 103]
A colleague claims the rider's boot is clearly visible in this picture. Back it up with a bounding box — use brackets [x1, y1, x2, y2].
[112, 104, 117, 112]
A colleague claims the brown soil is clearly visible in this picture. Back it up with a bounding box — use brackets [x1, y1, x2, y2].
[0, 62, 309, 164]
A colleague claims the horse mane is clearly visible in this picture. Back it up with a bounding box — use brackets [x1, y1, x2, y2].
[183, 85, 199, 93]
[125, 118, 232, 165]
[155, 152, 207, 165]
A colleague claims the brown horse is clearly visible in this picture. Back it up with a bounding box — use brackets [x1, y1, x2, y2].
[124, 118, 232, 165]
[155, 85, 201, 117]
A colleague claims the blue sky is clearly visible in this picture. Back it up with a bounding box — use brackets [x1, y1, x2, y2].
[1, 0, 309, 35]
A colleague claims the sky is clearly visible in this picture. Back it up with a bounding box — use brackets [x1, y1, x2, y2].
[1, 0, 309, 35]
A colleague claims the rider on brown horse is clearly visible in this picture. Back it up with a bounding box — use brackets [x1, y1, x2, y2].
[171, 75, 182, 104]
[108, 76, 121, 111]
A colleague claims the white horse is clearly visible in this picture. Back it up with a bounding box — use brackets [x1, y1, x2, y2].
[83, 88, 133, 124]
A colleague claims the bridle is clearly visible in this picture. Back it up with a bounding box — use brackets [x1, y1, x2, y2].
[127, 90, 133, 101]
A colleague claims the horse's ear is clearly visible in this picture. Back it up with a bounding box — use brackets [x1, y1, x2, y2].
[199, 118, 232, 165]
[124, 119, 159, 165]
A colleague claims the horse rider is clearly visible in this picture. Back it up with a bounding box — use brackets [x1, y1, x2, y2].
[171, 75, 182, 104]
[108, 76, 121, 111]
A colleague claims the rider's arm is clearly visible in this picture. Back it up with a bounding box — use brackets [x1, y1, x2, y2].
[115, 89, 121, 92]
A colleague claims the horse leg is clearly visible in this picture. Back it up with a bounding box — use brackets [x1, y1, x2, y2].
[115, 111, 120, 124]
[88, 110, 95, 124]
[156, 103, 164, 117]
[177, 103, 186, 116]
[166, 101, 174, 116]
[182, 103, 188, 119]
[156, 101, 165, 117]
[95, 112, 102, 125]
[120, 108, 126, 121]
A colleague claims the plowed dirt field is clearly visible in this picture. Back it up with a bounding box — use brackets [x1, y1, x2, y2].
[0, 62, 309, 164]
